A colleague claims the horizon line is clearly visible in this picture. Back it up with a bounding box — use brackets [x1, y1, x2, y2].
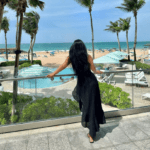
[0, 41, 150, 45]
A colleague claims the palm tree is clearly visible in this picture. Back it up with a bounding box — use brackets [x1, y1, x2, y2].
[74, 0, 95, 59]
[0, 10, 8, 33]
[115, 0, 146, 61]
[1, 16, 9, 59]
[0, 0, 9, 31]
[22, 11, 40, 63]
[6, 0, 45, 118]
[104, 21, 122, 51]
[118, 17, 131, 61]
[7, 0, 20, 47]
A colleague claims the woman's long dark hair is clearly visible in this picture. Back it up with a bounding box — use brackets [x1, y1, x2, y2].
[68, 39, 91, 85]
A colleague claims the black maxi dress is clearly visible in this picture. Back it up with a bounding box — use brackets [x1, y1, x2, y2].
[72, 68, 106, 140]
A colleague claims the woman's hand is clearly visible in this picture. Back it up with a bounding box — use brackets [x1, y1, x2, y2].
[47, 73, 55, 81]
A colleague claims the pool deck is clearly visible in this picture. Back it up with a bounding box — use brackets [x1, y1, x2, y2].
[0, 111, 150, 149]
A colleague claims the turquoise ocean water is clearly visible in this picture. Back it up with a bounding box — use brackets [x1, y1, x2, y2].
[0, 41, 150, 53]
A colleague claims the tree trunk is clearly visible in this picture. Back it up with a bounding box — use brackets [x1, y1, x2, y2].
[126, 31, 130, 61]
[133, 14, 137, 61]
[5, 31, 8, 60]
[28, 36, 33, 61]
[31, 34, 36, 64]
[0, 3, 4, 32]
[89, 9, 95, 59]
[117, 32, 121, 51]
[12, 12, 23, 118]
[16, 15, 19, 47]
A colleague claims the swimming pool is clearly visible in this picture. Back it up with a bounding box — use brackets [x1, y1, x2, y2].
[18, 67, 77, 89]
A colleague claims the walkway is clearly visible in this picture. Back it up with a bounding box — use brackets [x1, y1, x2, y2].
[0, 112, 150, 149]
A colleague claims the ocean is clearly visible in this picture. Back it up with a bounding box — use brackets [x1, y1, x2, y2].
[0, 41, 150, 53]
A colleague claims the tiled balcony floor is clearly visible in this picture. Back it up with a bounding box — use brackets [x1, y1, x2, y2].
[0, 112, 150, 150]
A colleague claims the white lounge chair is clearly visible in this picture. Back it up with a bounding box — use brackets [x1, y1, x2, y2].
[107, 73, 116, 85]
[124, 79, 149, 87]
[126, 68, 142, 76]
[125, 71, 146, 81]
[97, 75, 108, 82]
[97, 73, 115, 85]
[142, 93, 150, 100]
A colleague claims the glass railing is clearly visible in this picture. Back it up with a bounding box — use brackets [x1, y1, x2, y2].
[0, 62, 150, 133]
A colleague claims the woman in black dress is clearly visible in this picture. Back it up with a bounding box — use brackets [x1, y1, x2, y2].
[47, 39, 106, 143]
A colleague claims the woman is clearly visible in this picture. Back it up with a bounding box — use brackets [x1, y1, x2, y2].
[47, 39, 106, 143]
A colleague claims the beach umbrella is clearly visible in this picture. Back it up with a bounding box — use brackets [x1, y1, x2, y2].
[0, 57, 9, 62]
[93, 55, 119, 64]
[112, 51, 129, 57]
[106, 52, 123, 60]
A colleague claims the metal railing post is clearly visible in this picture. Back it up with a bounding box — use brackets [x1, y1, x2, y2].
[35, 78, 37, 96]
[132, 62, 134, 108]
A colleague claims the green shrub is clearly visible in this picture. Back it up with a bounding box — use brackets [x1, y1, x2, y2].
[0, 60, 42, 67]
[19, 62, 32, 70]
[128, 61, 150, 74]
[18, 60, 42, 69]
[0, 92, 80, 125]
[0, 91, 33, 124]
[98, 82, 132, 109]
[18, 96, 80, 123]
[0, 81, 132, 125]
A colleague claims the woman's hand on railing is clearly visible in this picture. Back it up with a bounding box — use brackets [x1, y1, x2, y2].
[47, 73, 55, 81]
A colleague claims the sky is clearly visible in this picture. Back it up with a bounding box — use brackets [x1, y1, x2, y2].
[0, 0, 150, 44]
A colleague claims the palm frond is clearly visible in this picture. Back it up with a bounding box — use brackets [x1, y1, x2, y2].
[74, 0, 92, 8]
[28, 0, 45, 11]
[116, 0, 146, 13]
[118, 17, 131, 31]
[1, 16, 9, 32]
[115, 6, 130, 12]
[137, 0, 146, 10]
[7, 0, 18, 11]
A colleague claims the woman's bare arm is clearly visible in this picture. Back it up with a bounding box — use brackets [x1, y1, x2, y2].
[88, 55, 103, 74]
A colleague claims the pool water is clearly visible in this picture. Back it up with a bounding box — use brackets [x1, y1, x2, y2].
[18, 67, 77, 89]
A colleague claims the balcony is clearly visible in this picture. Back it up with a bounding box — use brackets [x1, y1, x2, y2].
[0, 64, 150, 149]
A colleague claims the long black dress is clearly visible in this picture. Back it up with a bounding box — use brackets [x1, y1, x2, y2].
[72, 63, 106, 139]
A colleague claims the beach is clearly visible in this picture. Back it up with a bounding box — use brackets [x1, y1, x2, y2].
[1, 48, 149, 67]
